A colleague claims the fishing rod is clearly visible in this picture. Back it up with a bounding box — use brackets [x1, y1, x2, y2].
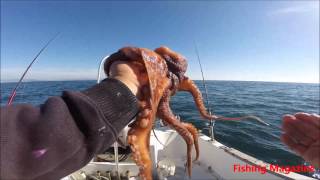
[194, 42, 212, 115]
[7, 33, 60, 105]
[193, 42, 271, 138]
[193, 41, 216, 140]
[193, 43, 313, 163]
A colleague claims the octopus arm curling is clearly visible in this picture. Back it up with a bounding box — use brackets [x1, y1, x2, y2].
[178, 77, 217, 120]
[178, 76, 269, 125]
[103, 46, 266, 180]
[127, 107, 154, 180]
[157, 89, 196, 177]
[181, 122, 200, 162]
[105, 47, 172, 180]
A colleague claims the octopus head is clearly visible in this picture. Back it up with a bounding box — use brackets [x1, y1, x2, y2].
[154, 46, 188, 81]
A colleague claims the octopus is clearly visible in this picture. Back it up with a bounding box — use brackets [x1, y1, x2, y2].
[104, 46, 266, 180]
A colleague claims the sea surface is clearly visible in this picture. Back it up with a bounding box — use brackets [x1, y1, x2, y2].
[1, 80, 319, 177]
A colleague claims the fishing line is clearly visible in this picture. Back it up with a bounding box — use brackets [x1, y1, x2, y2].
[192, 46, 295, 151]
[193, 40, 217, 142]
[193, 41, 272, 127]
[194, 41, 212, 114]
[152, 128, 166, 147]
[7, 32, 60, 105]
[192, 44, 308, 152]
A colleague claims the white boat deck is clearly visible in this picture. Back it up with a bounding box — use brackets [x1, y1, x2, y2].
[65, 128, 316, 180]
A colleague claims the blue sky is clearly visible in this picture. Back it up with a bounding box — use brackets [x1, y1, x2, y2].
[1, 1, 319, 83]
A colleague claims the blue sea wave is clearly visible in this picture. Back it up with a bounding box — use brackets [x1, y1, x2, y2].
[1, 80, 319, 177]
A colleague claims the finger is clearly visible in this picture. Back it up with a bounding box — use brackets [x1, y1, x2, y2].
[282, 114, 295, 131]
[282, 121, 314, 146]
[281, 133, 307, 156]
[301, 140, 320, 168]
[295, 112, 320, 128]
[283, 114, 320, 141]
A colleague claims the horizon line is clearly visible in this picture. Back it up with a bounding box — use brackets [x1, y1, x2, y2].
[1, 79, 319, 84]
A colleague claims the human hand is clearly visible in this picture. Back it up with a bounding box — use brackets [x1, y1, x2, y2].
[281, 112, 320, 168]
[108, 60, 148, 97]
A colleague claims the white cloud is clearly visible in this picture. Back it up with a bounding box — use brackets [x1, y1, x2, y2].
[268, 4, 318, 16]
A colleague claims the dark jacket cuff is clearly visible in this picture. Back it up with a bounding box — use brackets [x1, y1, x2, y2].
[82, 78, 139, 134]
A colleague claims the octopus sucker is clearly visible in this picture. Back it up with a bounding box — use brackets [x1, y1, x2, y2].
[139, 109, 151, 118]
[139, 118, 149, 128]
[128, 123, 153, 179]
[105, 46, 263, 179]
[138, 101, 147, 109]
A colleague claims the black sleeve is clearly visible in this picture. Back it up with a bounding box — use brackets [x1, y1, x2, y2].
[0, 78, 139, 180]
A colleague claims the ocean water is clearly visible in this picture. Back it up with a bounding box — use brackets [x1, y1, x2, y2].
[1, 80, 319, 177]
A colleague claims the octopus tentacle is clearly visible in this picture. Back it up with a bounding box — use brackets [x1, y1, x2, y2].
[127, 106, 153, 180]
[128, 85, 155, 180]
[158, 104, 200, 162]
[178, 76, 216, 120]
[104, 46, 266, 180]
[178, 76, 269, 125]
[181, 122, 199, 162]
[157, 90, 194, 177]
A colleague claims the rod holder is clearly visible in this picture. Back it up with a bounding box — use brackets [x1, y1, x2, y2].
[209, 120, 215, 141]
[208, 112, 215, 141]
